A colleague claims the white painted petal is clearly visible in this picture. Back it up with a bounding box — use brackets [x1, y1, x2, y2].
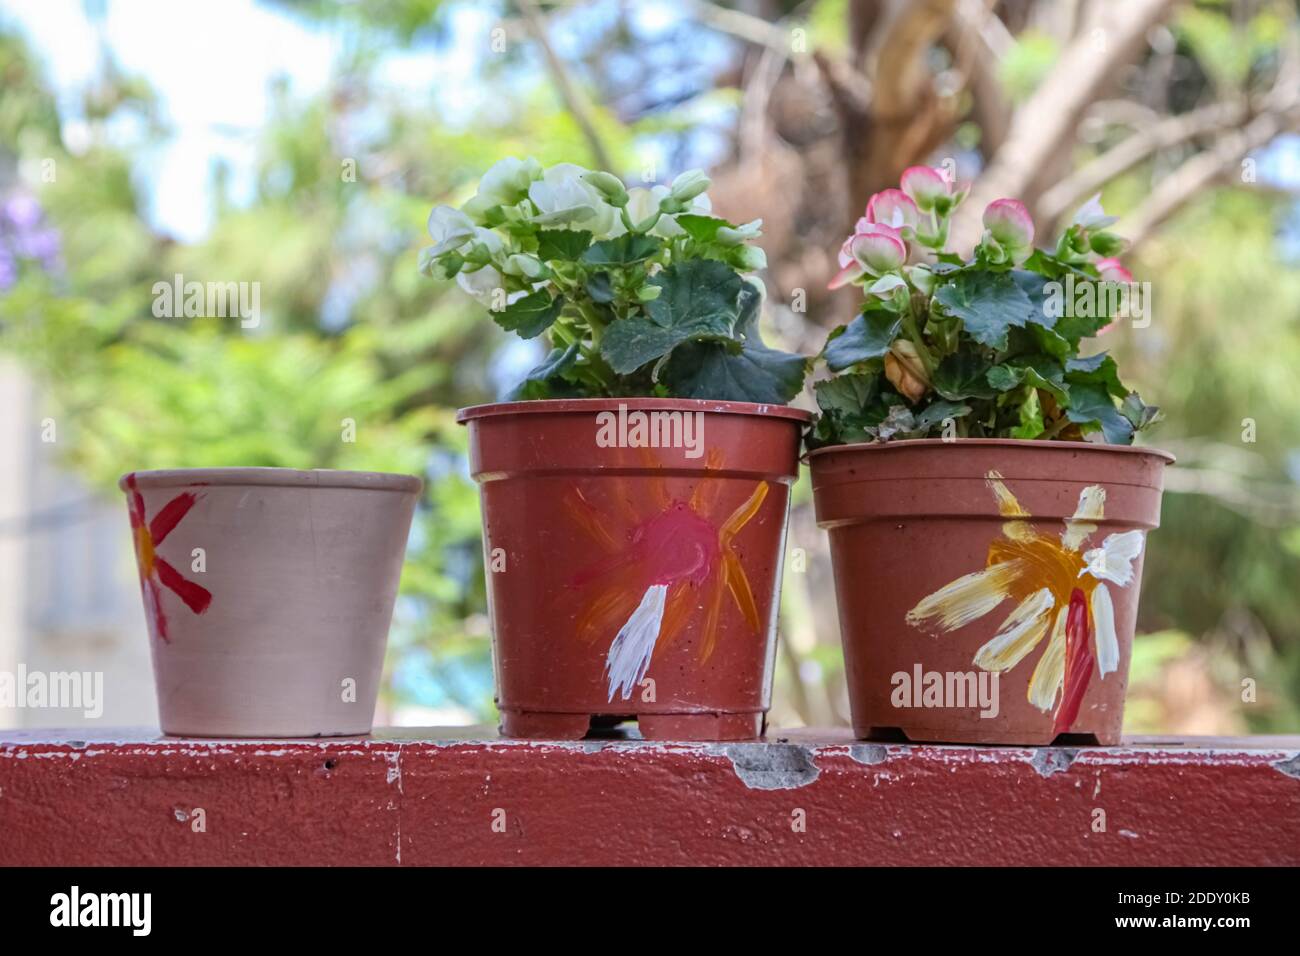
[1091, 584, 1120, 676]
[605, 584, 668, 702]
[1081, 530, 1145, 587]
[974, 587, 1055, 671]
[906, 561, 1022, 634]
[1061, 484, 1106, 551]
[1027, 606, 1068, 713]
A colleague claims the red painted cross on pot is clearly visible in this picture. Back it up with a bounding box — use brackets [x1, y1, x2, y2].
[124, 474, 213, 643]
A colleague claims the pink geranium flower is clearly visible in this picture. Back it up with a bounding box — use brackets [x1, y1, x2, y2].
[864, 188, 920, 234]
[982, 198, 1035, 264]
[1096, 257, 1133, 284]
[900, 166, 952, 211]
[829, 223, 908, 289]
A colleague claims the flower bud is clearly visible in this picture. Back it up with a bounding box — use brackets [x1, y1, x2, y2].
[981, 199, 1035, 265]
[668, 169, 711, 203]
[1089, 231, 1128, 257]
[502, 253, 546, 279]
[885, 340, 930, 404]
[716, 219, 763, 245]
[731, 244, 767, 271]
[582, 170, 629, 207]
[900, 166, 951, 212]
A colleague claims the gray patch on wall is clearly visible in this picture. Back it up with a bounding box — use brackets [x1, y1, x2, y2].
[1030, 748, 1078, 777]
[720, 743, 821, 790]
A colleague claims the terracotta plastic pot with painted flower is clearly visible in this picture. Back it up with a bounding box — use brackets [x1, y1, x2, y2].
[808, 169, 1170, 744]
[811, 440, 1171, 744]
[460, 399, 807, 740]
[426, 157, 810, 740]
[120, 467, 421, 737]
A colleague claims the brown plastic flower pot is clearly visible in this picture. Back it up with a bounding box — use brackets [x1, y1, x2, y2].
[119, 468, 421, 737]
[809, 439, 1173, 745]
[458, 398, 810, 741]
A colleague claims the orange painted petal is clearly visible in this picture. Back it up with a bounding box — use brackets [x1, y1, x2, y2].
[656, 581, 695, 649]
[636, 447, 671, 511]
[723, 548, 762, 633]
[577, 587, 642, 647]
[563, 488, 620, 554]
[698, 570, 726, 662]
[689, 447, 725, 514]
[720, 481, 769, 543]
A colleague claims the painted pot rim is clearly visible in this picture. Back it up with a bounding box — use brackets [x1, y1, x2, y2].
[456, 397, 814, 424]
[118, 467, 423, 494]
[807, 437, 1176, 465]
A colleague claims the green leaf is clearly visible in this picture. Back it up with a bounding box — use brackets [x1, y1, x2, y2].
[933, 270, 1037, 350]
[1020, 322, 1073, 363]
[986, 354, 1069, 405]
[585, 272, 615, 304]
[510, 343, 581, 400]
[1120, 391, 1161, 431]
[660, 276, 806, 403]
[599, 259, 742, 373]
[932, 351, 996, 400]
[535, 229, 592, 262]
[674, 214, 735, 243]
[1065, 352, 1126, 399]
[1010, 388, 1045, 440]
[1011, 269, 1056, 329]
[493, 291, 563, 340]
[1065, 382, 1134, 444]
[823, 309, 903, 372]
[1051, 279, 1113, 341]
[661, 337, 807, 404]
[815, 373, 877, 418]
[581, 233, 662, 267]
[915, 400, 971, 431]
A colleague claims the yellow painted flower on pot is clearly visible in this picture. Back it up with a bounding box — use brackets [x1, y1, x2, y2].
[905, 470, 1145, 733]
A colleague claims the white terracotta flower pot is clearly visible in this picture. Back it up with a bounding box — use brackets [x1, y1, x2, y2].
[118, 468, 421, 737]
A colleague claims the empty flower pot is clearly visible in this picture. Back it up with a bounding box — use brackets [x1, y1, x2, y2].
[459, 398, 810, 741]
[809, 439, 1173, 745]
[119, 468, 421, 737]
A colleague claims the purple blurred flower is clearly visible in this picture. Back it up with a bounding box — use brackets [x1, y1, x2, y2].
[0, 192, 63, 289]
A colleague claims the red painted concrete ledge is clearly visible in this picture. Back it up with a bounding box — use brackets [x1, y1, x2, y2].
[2, 728, 1298, 866]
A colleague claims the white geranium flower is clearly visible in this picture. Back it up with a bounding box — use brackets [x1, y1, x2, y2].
[527, 163, 618, 234]
[426, 205, 476, 256]
[456, 265, 509, 307]
[478, 156, 542, 206]
[469, 227, 505, 259]
[615, 185, 712, 238]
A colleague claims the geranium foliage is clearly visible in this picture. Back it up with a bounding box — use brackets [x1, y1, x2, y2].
[811, 167, 1159, 447]
[421, 158, 806, 403]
